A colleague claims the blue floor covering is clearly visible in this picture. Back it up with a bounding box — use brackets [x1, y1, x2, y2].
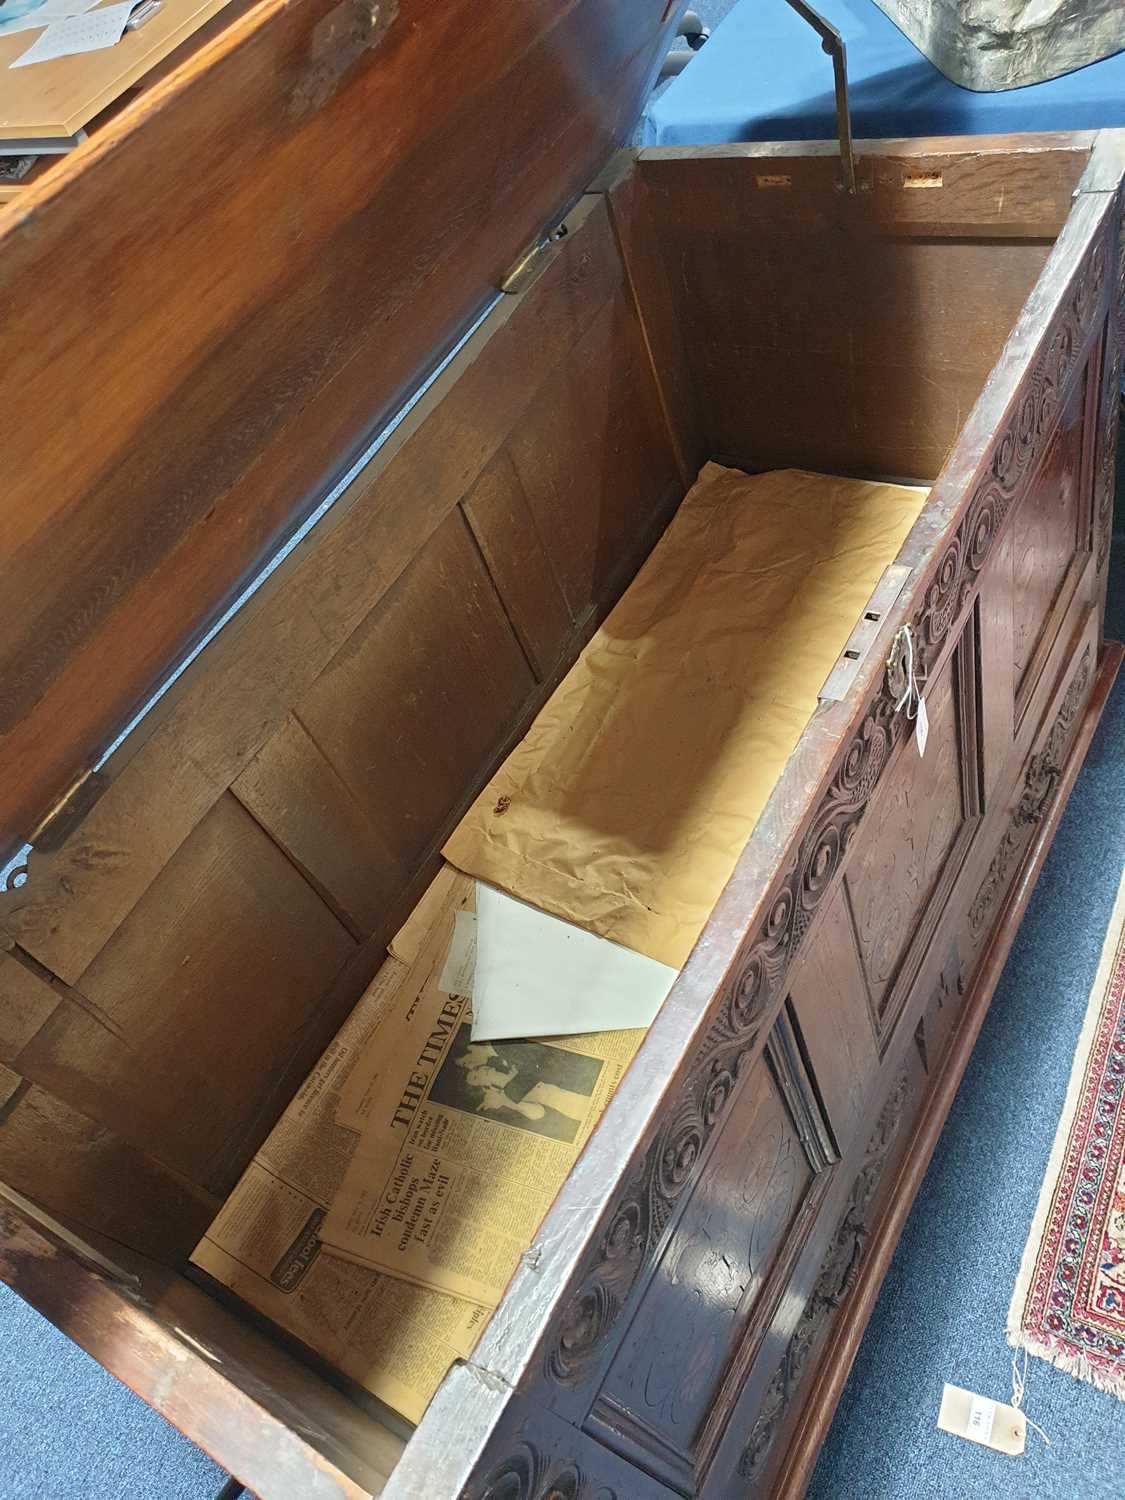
[2, 490, 1123, 1495]
[0, 1275, 226, 1496]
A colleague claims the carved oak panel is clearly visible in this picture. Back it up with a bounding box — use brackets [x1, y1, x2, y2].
[1009, 377, 1086, 718]
[736, 1070, 912, 1491]
[590, 1013, 835, 1492]
[533, 202, 1109, 1424]
[970, 638, 1094, 939]
[787, 887, 879, 1159]
[843, 652, 971, 1039]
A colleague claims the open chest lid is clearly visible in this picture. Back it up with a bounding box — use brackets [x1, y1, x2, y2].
[0, 0, 683, 868]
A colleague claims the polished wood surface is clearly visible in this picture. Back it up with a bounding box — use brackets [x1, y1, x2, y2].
[1, 132, 1122, 1499]
[0, 189, 685, 1242]
[0, 0, 681, 863]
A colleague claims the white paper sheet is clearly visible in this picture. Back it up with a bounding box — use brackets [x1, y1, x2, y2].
[470, 882, 677, 1042]
[10, 0, 130, 64]
[0, 0, 98, 37]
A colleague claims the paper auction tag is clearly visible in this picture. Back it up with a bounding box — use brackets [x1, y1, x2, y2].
[937, 1383, 1026, 1455]
[915, 693, 929, 758]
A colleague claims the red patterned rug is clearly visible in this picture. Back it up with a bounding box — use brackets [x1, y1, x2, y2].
[1008, 859, 1125, 1396]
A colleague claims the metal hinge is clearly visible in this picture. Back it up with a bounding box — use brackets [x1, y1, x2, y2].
[499, 222, 570, 296]
[26, 766, 109, 854]
[781, 0, 856, 194]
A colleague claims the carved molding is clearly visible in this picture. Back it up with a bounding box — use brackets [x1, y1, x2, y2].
[737, 1072, 912, 1487]
[1096, 197, 1124, 570]
[540, 228, 1108, 1398]
[1096, 335, 1122, 572]
[915, 235, 1106, 672]
[474, 1441, 615, 1500]
[969, 644, 1092, 935]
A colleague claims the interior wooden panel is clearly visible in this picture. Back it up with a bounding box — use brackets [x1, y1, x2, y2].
[506, 287, 684, 615]
[0, 183, 688, 1248]
[635, 140, 1091, 238]
[264, 509, 538, 894]
[670, 233, 1051, 480]
[0, 0, 681, 859]
[635, 145, 1090, 480]
[232, 714, 406, 939]
[0, 951, 60, 1065]
[15, 794, 356, 1195]
[461, 449, 576, 680]
[0, 192, 666, 985]
[0, 1076, 217, 1261]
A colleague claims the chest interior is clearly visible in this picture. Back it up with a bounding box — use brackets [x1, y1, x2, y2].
[0, 135, 1105, 1497]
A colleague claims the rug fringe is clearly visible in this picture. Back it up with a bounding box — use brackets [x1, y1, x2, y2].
[1007, 1325, 1125, 1404]
[1007, 858, 1125, 1374]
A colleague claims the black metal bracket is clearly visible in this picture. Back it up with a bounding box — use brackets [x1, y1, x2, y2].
[781, 0, 856, 194]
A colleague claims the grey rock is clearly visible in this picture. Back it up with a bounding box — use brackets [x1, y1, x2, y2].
[870, 0, 1125, 91]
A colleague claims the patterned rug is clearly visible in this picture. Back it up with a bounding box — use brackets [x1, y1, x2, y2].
[1008, 857, 1125, 1397]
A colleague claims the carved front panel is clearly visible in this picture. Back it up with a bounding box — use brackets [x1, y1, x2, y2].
[526, 206, 1110, 1433]
[590, 1014, 834, 1493]
[969, 626, 1095, 943]
[1009, 376, 1086, 714]
[734, 1067, 914, 1492]
[843, 652, 971, 1038]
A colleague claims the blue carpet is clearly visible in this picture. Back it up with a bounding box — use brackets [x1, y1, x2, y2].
[0, 1275, 226, 1498]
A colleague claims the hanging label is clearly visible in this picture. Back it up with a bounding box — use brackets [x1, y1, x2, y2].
[937, 1384, 1026, 1456]
[915, 693, 929, 758]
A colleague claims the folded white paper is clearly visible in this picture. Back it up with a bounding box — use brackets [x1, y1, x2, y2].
[0, 0, 98, 37]
[470, 882, 677, 1042]
[11, 0, 131, 64]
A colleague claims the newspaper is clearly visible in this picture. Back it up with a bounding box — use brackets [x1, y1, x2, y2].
[189, 931, 489, 1425]
[320, 872, 644, 1307]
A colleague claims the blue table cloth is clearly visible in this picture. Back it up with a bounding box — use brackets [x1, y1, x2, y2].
[643, 0, 1125, 146]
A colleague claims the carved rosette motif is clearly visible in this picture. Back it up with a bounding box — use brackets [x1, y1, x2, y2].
[737, 1072, 912, 1488]
[540, 229, 1109, 1398]
[970, 646, 1092, 935]
[474, 1442, 614, 1500]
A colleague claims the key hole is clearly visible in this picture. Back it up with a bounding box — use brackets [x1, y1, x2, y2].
[864, 611, 881, 622]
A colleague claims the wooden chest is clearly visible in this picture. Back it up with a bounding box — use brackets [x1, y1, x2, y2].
[1, 3, 1123, 1493]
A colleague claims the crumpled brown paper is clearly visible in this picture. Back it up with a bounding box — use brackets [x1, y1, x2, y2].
[443, 464, 928, 968]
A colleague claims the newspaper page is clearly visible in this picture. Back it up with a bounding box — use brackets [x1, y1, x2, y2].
[320, 889, 644, 1305]
[189, 911, 489, 1425]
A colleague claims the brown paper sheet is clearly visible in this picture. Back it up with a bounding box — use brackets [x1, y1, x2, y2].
[443, 464, 928, 967]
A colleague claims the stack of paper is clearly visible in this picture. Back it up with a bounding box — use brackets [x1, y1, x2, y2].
[190, 867, 667, 1423]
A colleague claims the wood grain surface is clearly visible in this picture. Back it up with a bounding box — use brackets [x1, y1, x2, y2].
[0, 0, 679, 860]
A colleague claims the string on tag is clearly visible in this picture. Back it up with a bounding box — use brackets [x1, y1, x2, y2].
[893, 625, 927, 717]
[893, 626, 929, 756]
[1011, 1347, 1052, 1449]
